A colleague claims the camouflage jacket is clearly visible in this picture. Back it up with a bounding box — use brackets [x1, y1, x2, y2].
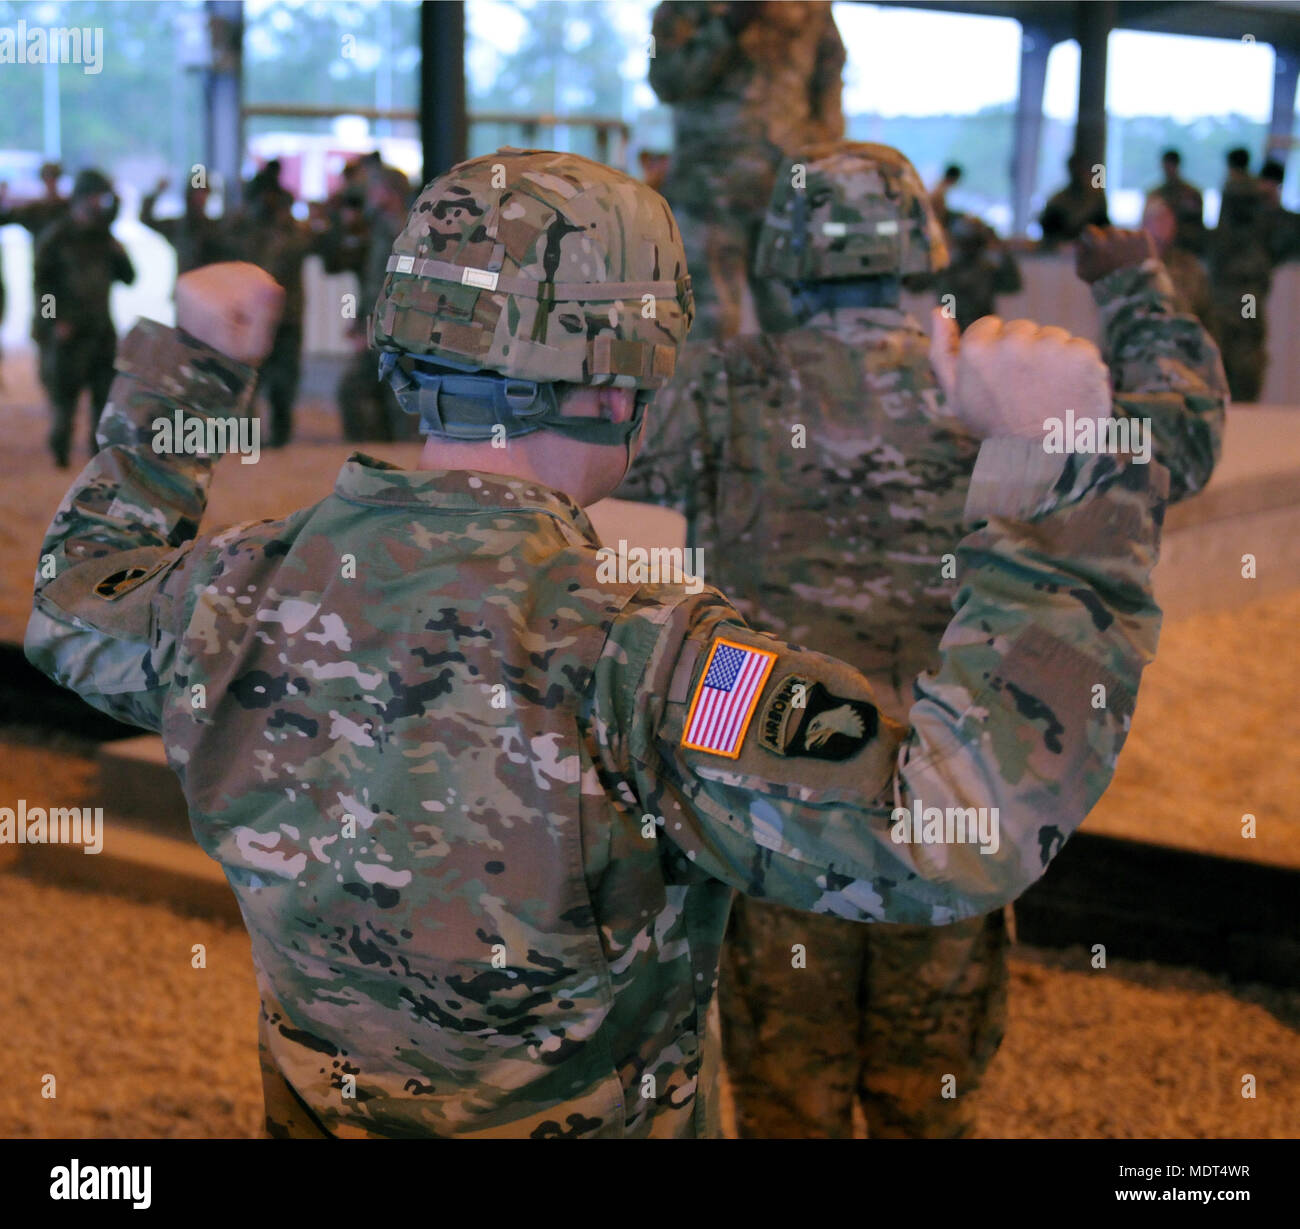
[225, 215, 317, 327]
[140, 193, 235, 276]
[619, 265, 1225, 715]
[30, 319, 1168, 1138]
[31, 216, 135, 344]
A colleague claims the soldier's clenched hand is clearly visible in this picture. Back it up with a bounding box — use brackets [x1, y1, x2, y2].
[176, 261, 285, 366]
[931, 311, 1111, 439]
[1076, 225, 1156, 284]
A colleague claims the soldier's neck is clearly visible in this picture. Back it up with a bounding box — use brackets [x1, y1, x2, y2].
[418, 437, 550, 485]
[415, 436, 607, 507]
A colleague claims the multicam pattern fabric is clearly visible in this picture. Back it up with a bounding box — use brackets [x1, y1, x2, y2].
[620, 259, 1227, 1136]
[29, 302, 1172, 1136]
[371, 148, 693, 390]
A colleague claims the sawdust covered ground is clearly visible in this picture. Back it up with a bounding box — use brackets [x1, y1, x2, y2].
[2, 865, 1295, 1138]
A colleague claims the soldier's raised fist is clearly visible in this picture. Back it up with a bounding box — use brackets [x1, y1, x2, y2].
[930, 310, 1111, 440]
[176, 261, 284, 366]
[1076, 225, 1156, 284]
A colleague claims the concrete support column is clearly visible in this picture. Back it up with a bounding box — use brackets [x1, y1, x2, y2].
[421, 1, 468, 185]
[204, 0, 244, 215]
[1268, 45, 1300, 162]
[1074, 0, 1114, 171]
[1012, 24, 1052, 235]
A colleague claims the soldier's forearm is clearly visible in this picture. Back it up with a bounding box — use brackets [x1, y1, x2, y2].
[1094, 261, 1227, 502]
[891, 437, 1168, 915]
[31, 321, 255, 603]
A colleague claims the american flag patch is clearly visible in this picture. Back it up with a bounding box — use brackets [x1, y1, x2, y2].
[681, 639, 777, 758]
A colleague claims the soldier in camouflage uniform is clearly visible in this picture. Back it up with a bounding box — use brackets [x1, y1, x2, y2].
[649, 1, 844, 341]
[31, 169, 135, 469]
[0, 162, 70, 374]
[227, 179, 317, 447]
[933, 212, 1022, 333]
[1143, 194, 1213, 333]
[3, 160, 70, 241]
[1039, 153, 1110, 248]
[1149, 150, 1206, 257]
[141, 176, 233, 277]
[28, 148, 1174, 1139]
[619, 142, 1226, 1137]
[335, 164, 417, 442]
[1209, 150, 1274, 402]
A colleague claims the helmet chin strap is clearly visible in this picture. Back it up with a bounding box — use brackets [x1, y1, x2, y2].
[380, 352, 651, 449]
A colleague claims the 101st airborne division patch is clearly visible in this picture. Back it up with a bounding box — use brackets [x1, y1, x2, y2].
[759, 675, 879, 761]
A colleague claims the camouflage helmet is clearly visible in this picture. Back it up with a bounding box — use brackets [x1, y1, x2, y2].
[371, 147, 694, 443]
[754, 141, 949, 283]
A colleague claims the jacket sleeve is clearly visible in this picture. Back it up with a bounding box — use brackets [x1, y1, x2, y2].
[1093, 260, 1227, 502]
[24, 321, 255, 730]
[604, 438, 1169, 925]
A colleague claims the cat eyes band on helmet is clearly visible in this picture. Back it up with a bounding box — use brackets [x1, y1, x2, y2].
[385, 255, 688, 304]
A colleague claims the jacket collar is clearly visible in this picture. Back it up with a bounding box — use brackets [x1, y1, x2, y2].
[333, 453, 599, 543]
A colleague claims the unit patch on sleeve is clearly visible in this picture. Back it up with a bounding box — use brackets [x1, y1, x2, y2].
[681, 638, 778, 758]
[759, 675, 880, 761]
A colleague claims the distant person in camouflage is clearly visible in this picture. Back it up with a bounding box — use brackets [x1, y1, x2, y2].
[619, 142, 1226, 1138]
[141, 176, 233, 277]
[1210, 148, 1274, 402]
[928, 163, 962, 229]
[1258, 159, 1300, 265]
[227, 176, 318, 447]
[31, 168, 135, 468]
[649, 0, 844, 340]
[1149, 149, 1206, 256]
[1143, 194, 1213, 332]
[3, 160, 70, 241]
[337, 163, 417, 442]
[29, 148, 1173, 1139]
[0, 162, 69, 381]
[935, 211, 1022, 332]
[1039, 152, 1109, 247]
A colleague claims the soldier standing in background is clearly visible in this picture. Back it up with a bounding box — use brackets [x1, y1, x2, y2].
[337, 163, 416, 441]
[27, 149, 1175, 1138]
[934, 212, 1022, 332]
[228, 178, 316, 447]
[141, 176, 232, 277]
[1150, 149, 1206, 256]
[1142, 194, 1213, 332]
[5, 161, 70, 241]
[1259, 159, 1300, 265]
[649, 0, 844, 340]
[1039, 152, 1110, 247]
[619, 142, 1225, 1138]
[928, 163, 962, 229]
[32, 169, 135, 468]
[0, 162, 69, 379]
[1210, 148, 1274, 402]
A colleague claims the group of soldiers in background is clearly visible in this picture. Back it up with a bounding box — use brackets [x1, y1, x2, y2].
[0, 152, 415, 466]
[1038, 144, 1300, 402]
